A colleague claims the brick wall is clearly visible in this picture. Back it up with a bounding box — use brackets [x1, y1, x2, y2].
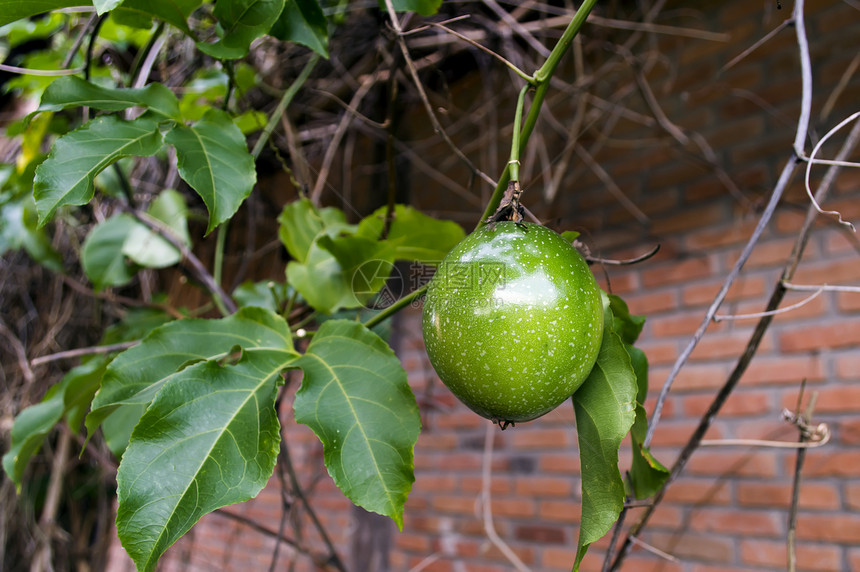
[107, 1, 860, 570]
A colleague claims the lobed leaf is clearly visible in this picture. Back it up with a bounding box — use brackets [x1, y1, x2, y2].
[33, 115, 163, 224]
[81, 214, 140, 290]
[571, 305, 638, 571]
[86, 307, 294, 450]
[269, 0, 329, 58]
[356, 204, 465, 263]
[277, 197, 349, 263]
[196, 0, 285, 59]
[165, 109, 256, 234]
[38, 76, 181, 120]
[0, 0, 88, 27]
[121, 189, 190, 268]
[294, 320, 420, 529]
[116, 348, 291, 572]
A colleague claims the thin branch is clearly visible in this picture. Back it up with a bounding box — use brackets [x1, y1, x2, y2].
[612, 5, 856, 564]
[480, 422, 531, 572]
[720, 18, 792, 73]
[0, 63, 84, 76]
[712, 287, 823, 322]
[384, 0, 497, 190]
[130, 209, 237, 315]
[29, 341, 139, 367]
[584, 244, 661, 266]
[782, 282, 860, 293]
[627, 536, 680, 563]
[425, 22, 533, 82]
[792, 1, 813, 155]
[803, 110, 860, 231]
[481, 0, 551, 57]
[0, 320, 34, 383]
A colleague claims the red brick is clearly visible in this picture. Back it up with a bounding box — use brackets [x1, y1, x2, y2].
[740, 538, 842, 571]
[623, 290, 679, 315]
[513, 476, 573, 498]
[642, 257, 714, 288]
[650, 419, 723, 447]
[790, 258, 860, 287]
[688, 507, 783, 537]
[649, 363, 730, 392]
[837, 291, 860, 312]
[431, 495, 477, 515]
[510, 428, 573, 450]
[646, 531, 735, 563]
[835, 352, 860, 379]
[489, 498, 536, 518]
[514, 524, 566, 543]
[686, 219, 759, 250]
[688, 330, 773, 361]
[840, 418, 860, 444]
[663, 478, 731, 505]
[848, 483, 860, 510]
[538, 500, 581, 523]
[681, 275, 767, 307]
[460, 475, 511, 495]
[779, 319, 860, 353]
[395, 532, 432, 552]
[651, 204, 725, 236]
[538, 453, 580, 474]
[539, 546, 579, 570]
[737, 481, 841, 510]
[795, 513, 860, 544]
[686, 450, 778, 478]
[782, 384, 860, 413]
[850, 549, 860, 572]
[741, 355, 825, 385]
[682, 390, 772, 417]
[798, 450, 860, 478]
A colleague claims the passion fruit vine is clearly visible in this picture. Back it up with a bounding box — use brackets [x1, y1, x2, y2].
[422, 222, 604, 426]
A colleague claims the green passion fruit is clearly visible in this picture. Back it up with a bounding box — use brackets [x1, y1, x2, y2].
[422, 222, 604, 425]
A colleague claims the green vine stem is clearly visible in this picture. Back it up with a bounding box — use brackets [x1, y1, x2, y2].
[507, 84, 529, 183]
[478, 0, 599, 226]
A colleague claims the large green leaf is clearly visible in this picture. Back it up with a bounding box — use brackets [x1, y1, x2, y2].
[196, 0, 285, 59]
[165, 109, 256, 234]
[3, 382, 66, 490]
[0, 0, 89, 27]
[113, 0, 203, 34]
[277, 197, 348, 263]
[81, 214, 140, 290]
[571, 305, 638, 571]
[294, 320, 420, 529]
[116, 348, 291, 572]
[33, 115, 163, 224]
[356, 204, 465, 263]
[85, 307, 293, 446]
[38, 76, 181, 120]
[269, 0, 329, 57]
[121, 189, 190, 268]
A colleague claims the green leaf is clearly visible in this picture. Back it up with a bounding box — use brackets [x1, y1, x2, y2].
[93, 0, 123, 15]
[277, 197, 348, 263]
[232, 280, 291, 312]
[116, 348, 291, 572]
[121, 189, 190, 268]
[2, 387, 65, 489]
[38, 76, 181, 120]
[33, 115, 163, 224]
[113, 0, 203, 34]
[165, 109, 256, 234]
[607, 293, 645, 346]
[571, 306, 638, 571]
[561, 230, 580, 243]
[86, 307, 294, 446]
[196, 0, 285, 59]
[269, 0, 329, 58]
[0, 0, 89, 27]
[379, 0, 441, 17]
[2, 358, 107, 489]
[294, 320, 420, 528]
[0, 193, 64, 272]
[81, 214, 139, 290]
[356, 204, 466, 263]
[626, 344, 669, 500]
[317, 233, 394, 300]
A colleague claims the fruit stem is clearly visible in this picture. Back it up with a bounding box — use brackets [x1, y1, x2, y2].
[508, 84, 529, 183]
[477, 0, 598, 228]
[363, 283, 428, 329]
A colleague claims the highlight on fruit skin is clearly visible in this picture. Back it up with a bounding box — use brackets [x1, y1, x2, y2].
[421, 222, 604, 425]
